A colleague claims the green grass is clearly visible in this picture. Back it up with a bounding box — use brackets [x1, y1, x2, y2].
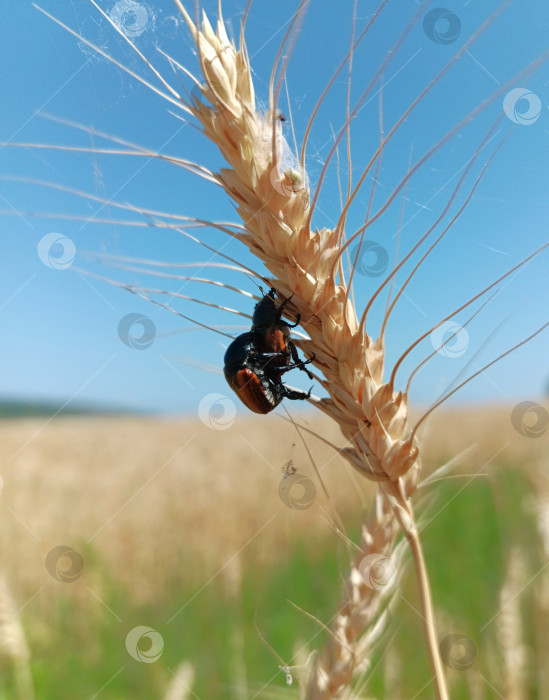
[5, 462, 543, 699]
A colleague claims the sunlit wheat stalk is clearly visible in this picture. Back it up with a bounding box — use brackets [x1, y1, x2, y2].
[171, 2, 446, 696]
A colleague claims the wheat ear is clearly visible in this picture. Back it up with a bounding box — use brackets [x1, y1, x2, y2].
[174, 4, 447, 698]
[0, 576, 35, 700]
[163, 661, 195, 700]
[497, 548, 527, 700]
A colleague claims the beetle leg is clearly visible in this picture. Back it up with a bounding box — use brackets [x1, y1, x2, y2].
[277, 355, 314, 376]
[277, 294, 300, 328]
[288, 343, 315, 379]
[281, 385, 312, 401]
[255, 351, 291, 373]
[284, 313, 300, 329]
[255, 351, 289, 362]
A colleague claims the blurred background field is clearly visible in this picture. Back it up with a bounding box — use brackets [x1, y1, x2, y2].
[0, 404, 548, 699]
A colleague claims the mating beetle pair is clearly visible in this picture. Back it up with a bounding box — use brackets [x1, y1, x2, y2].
[224, 288, 314, 414]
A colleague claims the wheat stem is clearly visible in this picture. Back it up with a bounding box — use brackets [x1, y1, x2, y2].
[397, 502, 449, 700]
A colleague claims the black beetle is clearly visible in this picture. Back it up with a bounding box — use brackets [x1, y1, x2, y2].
[223, 288, 314, 414]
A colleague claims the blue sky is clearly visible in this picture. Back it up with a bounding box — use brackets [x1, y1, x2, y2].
[1, 0, 548, 415]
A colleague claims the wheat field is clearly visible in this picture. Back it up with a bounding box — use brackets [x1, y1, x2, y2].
[0, 405, 547, 698]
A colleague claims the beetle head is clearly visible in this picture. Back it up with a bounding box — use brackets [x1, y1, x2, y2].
[252, 288, 279, 328]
